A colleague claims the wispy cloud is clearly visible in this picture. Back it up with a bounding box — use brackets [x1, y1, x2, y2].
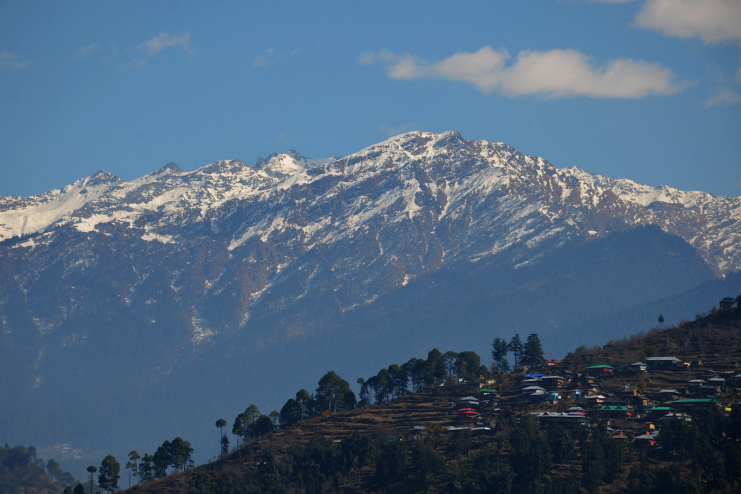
[253, 48, 278, 67]
[706, 89, 741, 106]
[273, 131, 291, 144]
[123, 32, 194, 69]
[137, 32, 194, 57]
[360, 46, 686, 98]
[123, 58, 148, 69]
[634, 0, 741, 45]
[75, 43, 101, 58]
[379, 123, 421, 137]
[587, 0, 639, 3]
[0, 50, 31, 69]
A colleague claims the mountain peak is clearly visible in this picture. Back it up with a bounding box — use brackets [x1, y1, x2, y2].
[159, 162, 184, 174]
[84, 170, 121, 187]
[255, 151, 335, 177]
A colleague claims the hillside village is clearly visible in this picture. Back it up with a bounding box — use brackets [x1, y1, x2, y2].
[114, 297, 741, 494]
[4, 297, 741, 493]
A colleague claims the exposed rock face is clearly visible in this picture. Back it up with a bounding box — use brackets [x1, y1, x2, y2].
[0, 132, 739, 351]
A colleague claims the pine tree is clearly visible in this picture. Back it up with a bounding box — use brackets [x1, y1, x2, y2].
[357, 377, 369, 406]
[215, 419, 226, 441]
[508, 334, 524, 367]
[455, 351, 481, 382]
[98, 455, 120, 494]
[47, 459, 63, 481]
[220, 435, 230, 455]
[169, 437, 194, 473]
[426, 349, 446, 386]
[491, 337, 509, 373]
[269, 410, 280, 430]
[444, 351, 459, 376]
[295, 389, 311, 420]
[523, 333, 544, 368]
[387, 364, 404, 398]
[316, 371, 355, 412]
[125, 451, 140, 488]
[138, 454, 154, 482]
[215, 418, 226, 456]
[86, 466, 97, 494]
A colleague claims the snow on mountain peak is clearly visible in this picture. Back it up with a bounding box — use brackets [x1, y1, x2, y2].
[1, 131, 739, 276]
[0, 171, 122, 240]
[255, 151, 336, 177]
[559, 165, 718, 207]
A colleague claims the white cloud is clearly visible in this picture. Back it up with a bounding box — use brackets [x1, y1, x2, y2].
[253, 48, 278, 68]
[706, 88, 741, 106]
[379, 123, 421, 137]
[361, 46, 686, 98]
[0, 50, 31, 69]
[634, 0, 741, 45]
[138, 32, 193, 57]
[75, 43, 101, 58]
[273, 130, 290, 144]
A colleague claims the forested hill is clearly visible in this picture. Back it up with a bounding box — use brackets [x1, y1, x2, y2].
[108, 300, 741, 494]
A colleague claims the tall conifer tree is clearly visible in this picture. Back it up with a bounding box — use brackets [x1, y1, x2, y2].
[508, 334, 524, 367]
[524, 333, 544, 368]
[491, 337, 509, 373]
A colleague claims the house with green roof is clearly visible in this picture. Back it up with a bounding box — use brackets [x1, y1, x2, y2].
[671, 398, 720, 410]
[596, 405, 631, 417]
[476, 388, 496, 395]
[584, 365, 614, 374]
[720, 297, 737, 310]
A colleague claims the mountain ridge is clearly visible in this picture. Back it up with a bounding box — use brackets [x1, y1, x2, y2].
[1, 131, 739, 463]
[1, 131, 738, 275]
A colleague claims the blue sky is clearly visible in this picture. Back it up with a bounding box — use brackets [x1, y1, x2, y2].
[1, 0, 740, 198]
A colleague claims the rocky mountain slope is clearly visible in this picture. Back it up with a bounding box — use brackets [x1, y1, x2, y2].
[1, 132, 739, 339]
[0, 131, 739, 464]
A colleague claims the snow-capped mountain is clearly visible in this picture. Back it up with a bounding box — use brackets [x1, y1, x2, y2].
[2, 129, 739, 348]
[1, 131, 738, 275]
[2, 130, 740, 458]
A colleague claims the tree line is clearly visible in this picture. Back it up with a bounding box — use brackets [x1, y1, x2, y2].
[491, 333, 544, 373]
[244, 335, 545, 444]
[72, 436, 196, 494]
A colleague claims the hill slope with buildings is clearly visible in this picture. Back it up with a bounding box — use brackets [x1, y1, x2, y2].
[121, 300, 741, 494]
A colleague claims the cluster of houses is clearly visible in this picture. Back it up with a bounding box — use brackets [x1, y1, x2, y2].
[411, 298, 740, 448]
[444, 352, 739, 448]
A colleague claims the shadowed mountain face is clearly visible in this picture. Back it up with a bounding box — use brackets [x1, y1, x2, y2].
[0, 131, 739, 464]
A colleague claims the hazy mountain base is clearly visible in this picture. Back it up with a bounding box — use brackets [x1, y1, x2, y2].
[3, 225, 734, 480]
